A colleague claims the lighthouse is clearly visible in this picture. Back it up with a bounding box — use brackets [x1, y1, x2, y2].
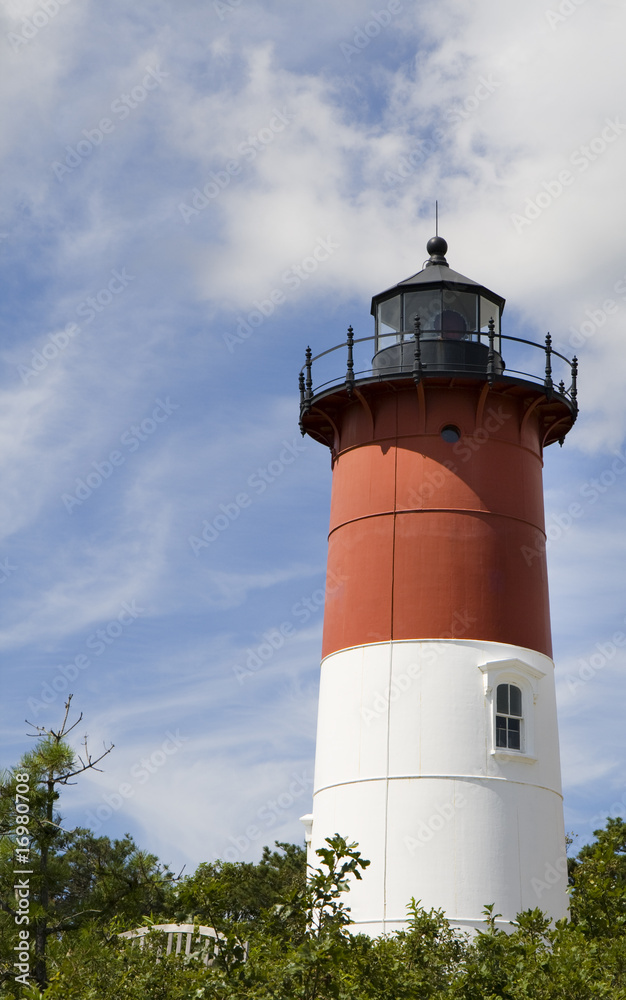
[299, 236, 578, 935]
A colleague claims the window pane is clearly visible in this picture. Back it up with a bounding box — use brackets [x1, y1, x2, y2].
[496, 716, 507, 748]
[440, 289, 479, 338]
[480, 295, 501, 349]
[377, 296, 402, 349]
[496, 684, 509, 714]
[509, 685, 522, 717]
[508, 718, 521, 750]
[403, 290, 442, 339]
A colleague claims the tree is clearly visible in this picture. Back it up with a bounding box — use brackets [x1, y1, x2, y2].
[0, 698, 176, 993]
[176, 840, 306, 927]
[36, 834, 370, 999]
[568, 816, 626, 938]
[230, 833, 371, 999]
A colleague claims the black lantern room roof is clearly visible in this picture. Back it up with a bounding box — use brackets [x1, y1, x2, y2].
[370, 236, 506, 315]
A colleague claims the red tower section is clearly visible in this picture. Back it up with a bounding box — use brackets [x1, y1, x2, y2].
[301, 238, 577, 662]
[318, 380, 570, 659]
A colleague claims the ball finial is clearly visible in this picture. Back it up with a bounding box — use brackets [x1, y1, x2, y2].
[427, 235, 448, 258]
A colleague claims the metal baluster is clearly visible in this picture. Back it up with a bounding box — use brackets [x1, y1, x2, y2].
[412, 316, 423, 385]
[487, 317, 496, 386]
[345, 325, 355, 395]
[544, 333, 553, 399]
[571, 355, 578, 411]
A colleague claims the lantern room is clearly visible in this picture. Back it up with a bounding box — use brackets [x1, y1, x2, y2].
[372, 235, 506, 376]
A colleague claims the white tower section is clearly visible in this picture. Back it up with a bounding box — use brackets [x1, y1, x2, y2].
[311, 639, 566, 934]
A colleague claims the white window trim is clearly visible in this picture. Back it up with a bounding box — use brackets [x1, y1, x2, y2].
[479, 658, 545, 764]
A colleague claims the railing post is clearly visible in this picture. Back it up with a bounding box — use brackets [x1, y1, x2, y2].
[305, 346, 313, 409]
[412, 316, 423, 385]
[544, 333, 553, 399]
[345, 325, 355, 395]
[299, 348, 313, 435]
[571, 355, 578, 411]
[487, 317, 496, 386]
[298, 370, 306, 435]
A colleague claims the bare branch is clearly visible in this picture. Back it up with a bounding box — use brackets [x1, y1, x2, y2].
[47, 908, 105, 933]
[60, 740, 114, 783]
[54, 695, 74, 740]
[26, 696, 83, 743]
[40, 818, 74, 834]
[25, 723, 49, 738]
[59, 703, 85, 740]
[23, 697, 114, 788]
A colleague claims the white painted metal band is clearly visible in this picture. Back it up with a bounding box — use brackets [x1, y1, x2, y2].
[314, 774, 563, 798]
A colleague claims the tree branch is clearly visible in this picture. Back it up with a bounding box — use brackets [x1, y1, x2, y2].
[62, 739, 115, 782]
[47, 908, 105, 934]
[0, 896, 16, 918]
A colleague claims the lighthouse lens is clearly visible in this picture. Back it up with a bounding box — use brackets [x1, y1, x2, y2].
[437, 309, 467, 338]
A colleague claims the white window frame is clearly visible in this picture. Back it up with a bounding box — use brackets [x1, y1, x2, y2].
[495, 681, 523, 752]
[479, 658, 545, 763]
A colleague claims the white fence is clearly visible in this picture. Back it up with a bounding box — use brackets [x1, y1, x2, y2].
[119, 923, 223, 965]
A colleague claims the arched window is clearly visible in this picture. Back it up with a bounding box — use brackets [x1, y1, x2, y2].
[480, 658, 543, 762]
[495, 683, 522, 751]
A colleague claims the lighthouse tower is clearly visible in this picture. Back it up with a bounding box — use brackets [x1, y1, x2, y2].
[299, 236, 578, 935]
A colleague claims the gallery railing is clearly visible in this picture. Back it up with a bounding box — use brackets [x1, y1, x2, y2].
[299, 320, 578, 426]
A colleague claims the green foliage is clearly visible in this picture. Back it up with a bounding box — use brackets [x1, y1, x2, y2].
[59, 831, 177, 928]
[35, 818, 626, 999]
[35, 927, 216, 1000]
[20, 737, 76, 784]
[271, 834, 370, 999]
[5, 703, 626, 1000]
[569, 816, 626, 937]
[332, 900, 465, 999]
[176, 840, 306, 928]
[307, 834, 370, 936]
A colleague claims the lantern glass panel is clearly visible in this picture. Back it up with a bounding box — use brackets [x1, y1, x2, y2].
[376, 296, 402, 350]
[439, 289, 479, 340]
[480, 295, 501, 351]
[404, 289, 480, 341]
[403, 289, 442, 340]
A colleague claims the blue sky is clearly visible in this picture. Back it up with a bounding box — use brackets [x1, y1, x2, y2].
[1, 0, 626, 875]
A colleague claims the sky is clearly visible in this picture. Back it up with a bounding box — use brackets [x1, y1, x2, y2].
[1, 0, 626, 878]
